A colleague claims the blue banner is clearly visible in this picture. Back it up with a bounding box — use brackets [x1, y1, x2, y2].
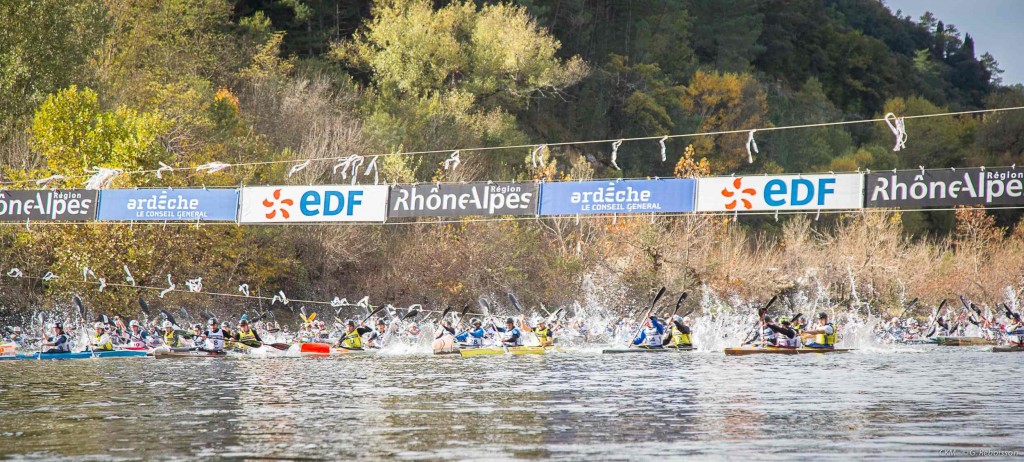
[98, 189, 239, 221]
[540, 179, 695, 215]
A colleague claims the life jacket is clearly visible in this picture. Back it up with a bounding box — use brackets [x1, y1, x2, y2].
[643, 326, 662, 347]
[671, 325, 692, 346]
[51, 334, 71, 352]
[127, 329, 147, 348]
[501, 328, 523, 346]
[164, 330, 182, 348]
[762, 326, 777, 345]
[341, 329, 363, 349]
[816, 323, 837, 346]
[777, 334, 799, 348]
[236, 329, 258, 347]
[465, 327, 485, 346]
[93, 333, 113, 351]
[204, 329, 225, 351]
[534, 327, 552, 344]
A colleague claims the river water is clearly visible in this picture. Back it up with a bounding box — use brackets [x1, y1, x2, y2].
[1, 346, 1022, 461]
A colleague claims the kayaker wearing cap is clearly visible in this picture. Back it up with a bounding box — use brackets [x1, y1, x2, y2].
[455, 318, 487, 347]
[234, 319, 263, 348]
[522, 318, 554, 347]
[337, 320, 373, 350]
[123, 320, 149, 348]
[496, 318, 524, 347]
[802, 312, 837, 349]
[200, 318, 227, 352]
[41, 323, 71, 354]
[767, 317, 799, 348]
[162, 321, 187, 348]
[632, 316, 665, 348]
[89, 322, 113, 351]
[663, 315, 692, 348]
[366, 319, 388, 349]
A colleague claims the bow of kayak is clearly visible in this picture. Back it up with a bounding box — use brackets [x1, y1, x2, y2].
[992, 344, 1024, 352]
[151, 348, 228, 358]
[934, 336, 997, 346]
[602, 346, 694, 354]
[0, 350, 149, 360]
[459, 346, 548, 357]
[724, 346, 853, 356]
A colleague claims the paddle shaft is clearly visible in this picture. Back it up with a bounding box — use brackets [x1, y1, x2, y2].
[627, 287, 666, 348]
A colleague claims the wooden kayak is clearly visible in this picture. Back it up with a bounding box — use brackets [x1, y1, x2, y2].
[459, 346, 547, 357]
[724, 346, 853, 356]
[898, 338, 938, 345]
[934, 336, 997, 346]
[992, 344, 1024, 352]
[602, 346, 694, 354]
[151, 348, 227, 358]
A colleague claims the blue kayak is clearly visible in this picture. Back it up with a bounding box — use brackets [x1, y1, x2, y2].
[0, 350, 149, 361]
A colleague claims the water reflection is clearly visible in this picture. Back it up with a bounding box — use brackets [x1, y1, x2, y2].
[1, 349, 1023, 460]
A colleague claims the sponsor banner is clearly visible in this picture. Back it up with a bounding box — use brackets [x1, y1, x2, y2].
[695, 174, 863, 212]
[98, 189, 238, 221]
[539, 179, 695, 215]
[239, 185, 388, 223]
[389, 182, 538, 218]
[0, 190, 98, 221]
[866, 167, 1024, 207]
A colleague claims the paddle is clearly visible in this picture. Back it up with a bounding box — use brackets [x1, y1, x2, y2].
[671, 292, 689, 316]
[360, 306, 386, 324]
[73, 295, 85, 320]
[138, 297, 152, 316]
[478, 296, 490, 316]
[160, 309, 178, 327]
[401, 309, 420, 321]
[742, 296, 777, 345]
[626, 286, 666, 348]
[896, 297, 919, 320]
[508, 293, 525, 313]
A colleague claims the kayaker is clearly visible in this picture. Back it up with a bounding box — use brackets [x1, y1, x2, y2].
[200, 318, 227, 352]
[632, 316, 664, 348]
[89, 322, 113, 351]
[233, 319, 263, 348]
[521, 318, 554, 346]
[767, 317, 799, 348]
[455, 318, 487, 347]
[337, 320, 372, 350]
[366, 319, 388, 349]
[40, 322, 71, 354]
[433, 317, 457, 353]
[124, 320, 149, 348]
[663, 315, 692, 348]
[162, 321, 187, 348]
[802, 312, 837, 349]
[7, 326, 24, 345]
[496, 318, 524, 347]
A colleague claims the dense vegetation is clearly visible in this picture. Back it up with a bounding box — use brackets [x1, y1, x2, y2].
[1, 0, 1022, 318]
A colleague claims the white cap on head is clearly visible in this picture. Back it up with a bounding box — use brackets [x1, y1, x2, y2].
[162, 320, 173, 328]
[94, 322, 104, 329]
[129, 320, 140, 327]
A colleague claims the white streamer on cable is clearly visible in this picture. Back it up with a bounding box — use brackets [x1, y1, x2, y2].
[288, 159, 311, 177]
[610, 140, 623, 170]
[238, 284, 250, 297]
[196, 162, 231, 174]
[84, 167, 122, 190]
[35, 175, 65, 187]
[364, 156, 380, 184]
[443, 150, 461, 171]
[185, 277, 203, 293]
[356, 296, 370, 310]
[272, 290, 289, 305]
[82, 267, 96, 281]
[42, 272, 57, 281]
[156, 162, 173, 179]
[123, 265, 135, 285]
[7, 268, 23, 278]
[746, 130, 759, 164]
[97, 278, 106, 292]
[884, 113, 908, 151]
[159, 274, 175, 298]
[333, 155, 365, 184]
[531, 145, 546, 168]
[331, 297, 347, 308]
[659, 136, 668, 162]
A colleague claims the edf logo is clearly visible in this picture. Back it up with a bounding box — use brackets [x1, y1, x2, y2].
[763, 178, 836, 206]
[299, 190, 364, 216]
[242, 185, 387, 223]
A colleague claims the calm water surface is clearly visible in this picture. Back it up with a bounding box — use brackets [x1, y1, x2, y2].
[1, 347, 1022, 461]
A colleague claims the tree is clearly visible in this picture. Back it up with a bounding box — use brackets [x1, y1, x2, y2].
[678, 70, 768, 173]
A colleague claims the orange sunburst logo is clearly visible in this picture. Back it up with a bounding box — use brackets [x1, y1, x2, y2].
[721, 178, 756, 210]
[262, 189, 294, 219]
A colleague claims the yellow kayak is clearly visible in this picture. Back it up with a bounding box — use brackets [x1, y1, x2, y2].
[724, 346, 852, 356]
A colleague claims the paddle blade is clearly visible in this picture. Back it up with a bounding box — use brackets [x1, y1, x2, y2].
[763, 295, 778, 312]
[73, 295, 85, 318]
[958, 295, 970, 310]
[269, 343, 291, 351]
[439, 306, 452, 321]
[906, 297, 918, 310]
[361, 306, 386, 324]
[651, 287, 666, 307]
[307, 312, 317, 323]
[508, 293, 524, 312]
[478, 296, 490, 315]
[460, 304, 471, 317]
[402, 309, 420, 321]
[138, 297, 151, 315]
[160, 310, 177, 327]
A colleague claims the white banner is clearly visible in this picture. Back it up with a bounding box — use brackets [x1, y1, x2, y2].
[239, 186, 388, 223]
[695, 174, 863, 212]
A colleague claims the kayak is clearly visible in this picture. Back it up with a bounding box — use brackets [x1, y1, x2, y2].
[459, 346, 548, 357]
[992, 344, 1024, 352]
[151, 348, 227, 358]
[898, 338, 938, 345]
[602, 346, 694, 354]
[0, 350, 149, 361]
[934, 336, 997, 346]
[724, 346, 853, 356]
